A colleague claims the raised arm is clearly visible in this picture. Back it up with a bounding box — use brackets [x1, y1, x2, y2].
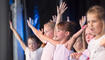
[9, 21, 26, 51]
[65, 25, 87, 50]
[27, 18, 46, 43]
[79, 16, 87, 50]
[79, 16, 86, 28]
[49, 2, 68, 45]
[27, 20, 60, 46]
[55, 2, 68, 31]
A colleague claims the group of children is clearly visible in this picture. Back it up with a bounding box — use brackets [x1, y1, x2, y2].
[10, 1, 105, 60]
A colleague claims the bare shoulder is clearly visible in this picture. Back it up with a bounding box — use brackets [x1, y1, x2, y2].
[100, 37, 105, 46]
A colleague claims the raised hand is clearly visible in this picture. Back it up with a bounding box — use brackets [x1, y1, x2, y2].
[79, 16, 86, 28]
[9, 20, 26, 51]
[50, 15, 57, 22]
[29, 17, 34, 25]
[57, 2, 68, 15]
[52, 15, 57, 22]
[55, 2, 68, 28]
[9, 21, 13, 30]
[27, 18, 33, 28]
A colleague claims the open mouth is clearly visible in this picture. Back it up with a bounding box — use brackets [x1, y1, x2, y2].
[87, 40, 90, 43]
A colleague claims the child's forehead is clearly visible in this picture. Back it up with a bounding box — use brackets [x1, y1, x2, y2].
[44, 25, 51, 29]
[57, 28, 66, 32]
[44, 26, 53, 32]
[57, 26, 65, 31]
[28, 38, 36, 42]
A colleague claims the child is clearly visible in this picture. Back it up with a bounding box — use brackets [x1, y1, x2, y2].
[87, 5, 105, 60]
[73, 16, 88, 52]
[35, 2, 67, 60]
[9, 21, 42, 60]
[40, 21, 56, 60]
[70, 27, 96, 60]
[27, 19, 87, 60]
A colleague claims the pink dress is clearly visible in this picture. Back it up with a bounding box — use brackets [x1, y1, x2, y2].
[53, 44, 73, 60]
[41, 42, 55, 60]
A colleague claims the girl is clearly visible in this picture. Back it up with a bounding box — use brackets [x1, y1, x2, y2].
[70, 16, 96, 60]
[9, 21, 42, 60]
[27, 19, 87, 60]
[40, 21, 56, 60]
[87, 5, 105, 60]
[37, 2, 68, 60]
[73, 16, 87, 53]
[70, 27, 96, 60]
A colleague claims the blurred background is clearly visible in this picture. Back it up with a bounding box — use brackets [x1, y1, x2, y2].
[0, 0, 105, 60]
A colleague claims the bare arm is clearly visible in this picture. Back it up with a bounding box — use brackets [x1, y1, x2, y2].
[100, 37, 105, 46]
[65, 25, 87, 50]
[27, 20, 60, 46]
[79, 16, 87, 50]
[9, 21, 26, 51]
[27, 19, 46, 43]
[73, 36, 83, 52]
[48, 2, 68, 45]
[55, 2, 68, 31]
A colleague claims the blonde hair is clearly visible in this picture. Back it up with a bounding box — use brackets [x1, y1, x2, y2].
[82, 29, 88, 49]
[87, 5, 105, 34]
[42, 21, 55, 47]
[44, 21, 55, 30]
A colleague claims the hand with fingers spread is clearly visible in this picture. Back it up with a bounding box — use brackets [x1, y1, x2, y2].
[52, 15, 57, 22]
[27, 19, 33, 29]
[57, 2, 68, 15]
[27, 18, 48, 43]
[29, 17, 34, 25]
[55, 2, 68, 31]
[79, 16, 87, 28]
[50, 15, 57, 22]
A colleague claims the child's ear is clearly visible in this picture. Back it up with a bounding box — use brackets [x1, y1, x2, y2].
[65, 31, 70, 36]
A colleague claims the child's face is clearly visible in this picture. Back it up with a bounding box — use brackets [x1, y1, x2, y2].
[85, 28, 95, 44]
[54, 29, 67, 41]
[87, 13, 103, 36]
[44, 25, 54, 39]
[28, 38, 37, 51]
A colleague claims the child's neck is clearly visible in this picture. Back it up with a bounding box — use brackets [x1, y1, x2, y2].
[95, 33, 104, 40]
[59, 39, 68, 44]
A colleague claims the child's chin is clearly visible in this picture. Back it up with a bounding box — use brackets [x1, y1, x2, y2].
[55, 39, 60, 41]
[30, 49, 35, 51]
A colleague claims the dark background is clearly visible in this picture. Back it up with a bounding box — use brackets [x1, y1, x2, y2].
[25, 0, 105, 28]
[0, 0, 105, 60]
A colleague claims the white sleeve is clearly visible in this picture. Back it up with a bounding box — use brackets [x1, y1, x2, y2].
[25, 47, 30, 55]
